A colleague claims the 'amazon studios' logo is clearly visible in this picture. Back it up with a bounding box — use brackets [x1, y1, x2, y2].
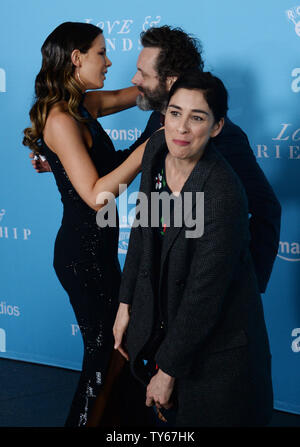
[0, 329, 6, 352]
[0, 68, 6, 93]
[286, 6, 300, 36]
[278, 241, 300, 262]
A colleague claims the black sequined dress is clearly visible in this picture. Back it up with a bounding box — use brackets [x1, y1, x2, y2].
[41, 103, 135, 427]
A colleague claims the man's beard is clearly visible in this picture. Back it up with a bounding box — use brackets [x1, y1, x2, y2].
[136, 84, 169, 112]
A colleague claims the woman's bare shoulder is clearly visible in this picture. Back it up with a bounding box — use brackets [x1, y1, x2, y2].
[46, 101, 71, 123]
[43, 102, 82, 151]
[45, 102, 79, 132]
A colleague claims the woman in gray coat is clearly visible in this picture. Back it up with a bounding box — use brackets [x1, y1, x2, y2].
[113, 71, 273, 427]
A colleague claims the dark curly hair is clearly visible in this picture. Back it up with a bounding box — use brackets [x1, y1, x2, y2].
[168, 70, 228, 122]
[140, 25, 204, 82]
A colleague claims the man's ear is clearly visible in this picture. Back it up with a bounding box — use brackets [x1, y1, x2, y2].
[71, 49, 82, 67]
[166, 76, 178, 91]
[210, 117, 225, 138]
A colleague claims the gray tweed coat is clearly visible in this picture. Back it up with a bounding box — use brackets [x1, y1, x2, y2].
[119, 130, 273, 427]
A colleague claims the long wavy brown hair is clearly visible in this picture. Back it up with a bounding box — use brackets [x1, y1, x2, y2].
[23, 22, 102, 152]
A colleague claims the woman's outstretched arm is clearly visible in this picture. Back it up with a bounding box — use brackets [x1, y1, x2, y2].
[43, 108, 146, 211]
[84, 86, 139, 118]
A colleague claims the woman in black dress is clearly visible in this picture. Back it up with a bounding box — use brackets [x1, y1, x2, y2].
[23, 22, 148, 427]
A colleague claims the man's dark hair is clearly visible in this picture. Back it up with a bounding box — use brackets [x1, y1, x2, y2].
[168, 70, 228, 122]
[140, 25, 204, 82]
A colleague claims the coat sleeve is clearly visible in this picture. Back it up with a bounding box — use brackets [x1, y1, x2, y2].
[213, 118, 281, 293]
[154, 164, 251, 378]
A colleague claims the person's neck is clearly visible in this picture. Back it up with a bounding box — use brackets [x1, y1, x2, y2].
[166, 150, 204, 176]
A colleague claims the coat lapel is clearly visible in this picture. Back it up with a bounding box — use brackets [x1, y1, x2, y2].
[139, 132, 221, 292]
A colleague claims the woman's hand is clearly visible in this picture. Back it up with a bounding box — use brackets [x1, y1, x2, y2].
[29, 152, 51, 173]
[146, 369, 175, 410]
[113, 303, 130, 361]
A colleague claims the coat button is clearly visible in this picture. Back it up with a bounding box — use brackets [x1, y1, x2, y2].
[142, 270, 148, 278]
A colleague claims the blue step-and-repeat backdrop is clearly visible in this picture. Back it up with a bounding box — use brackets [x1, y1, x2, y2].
[0, 0, 299, 414]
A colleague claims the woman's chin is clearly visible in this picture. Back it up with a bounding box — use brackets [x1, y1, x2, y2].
[88, 81, 104, 90]
[168, 147, 189, 160]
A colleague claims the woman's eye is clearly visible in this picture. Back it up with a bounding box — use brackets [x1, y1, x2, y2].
[170, 110, 180, 117]
[192, 115, 203, 121]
